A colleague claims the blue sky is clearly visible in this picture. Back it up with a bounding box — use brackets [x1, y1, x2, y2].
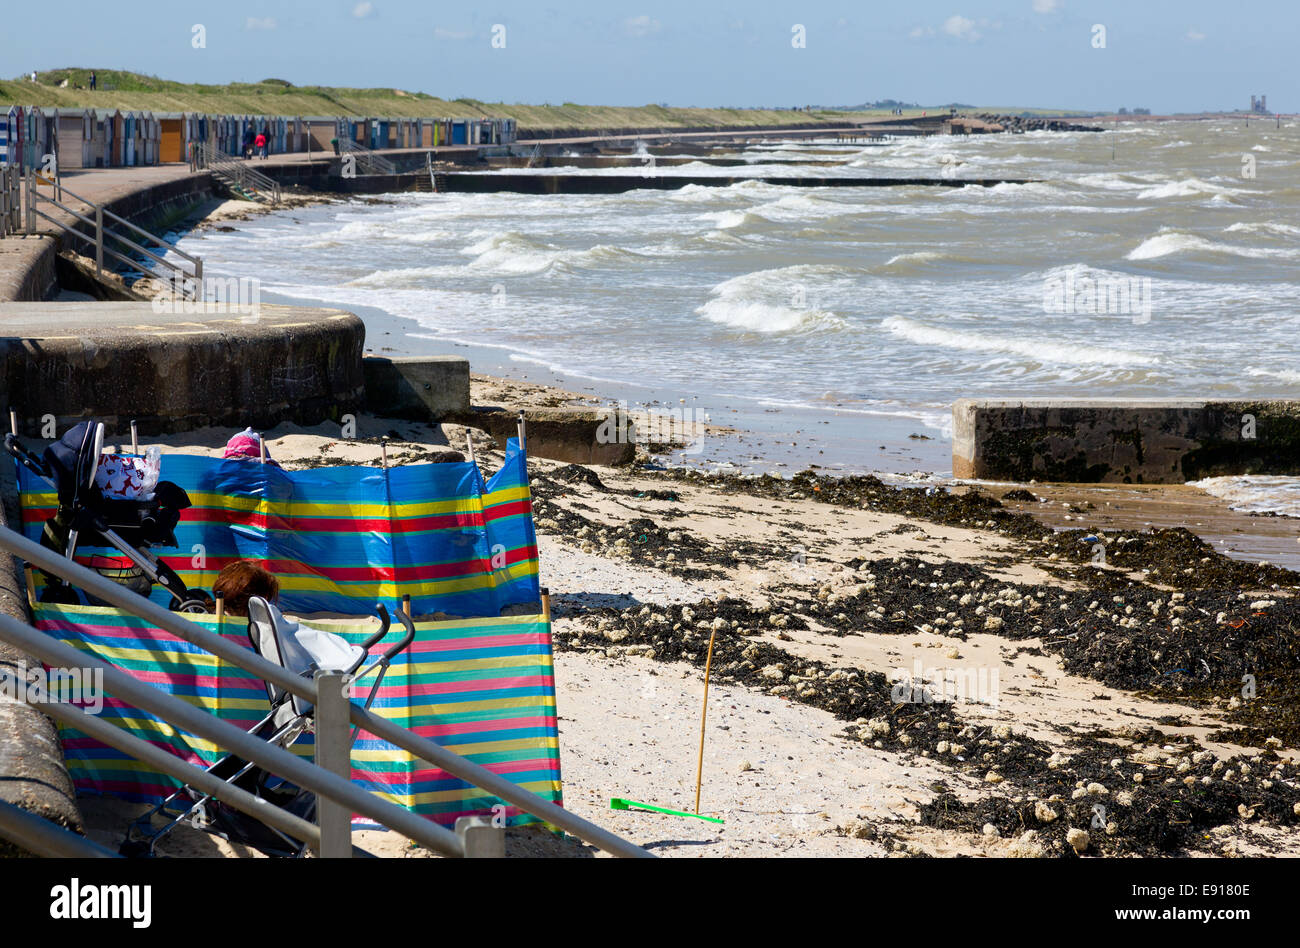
[9, 0, 1296, 113]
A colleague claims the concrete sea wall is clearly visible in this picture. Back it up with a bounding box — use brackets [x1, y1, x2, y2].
[953, 398, 1300, 483]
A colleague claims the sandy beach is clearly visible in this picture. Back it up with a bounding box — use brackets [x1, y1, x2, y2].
[70, 388, 1300, 858]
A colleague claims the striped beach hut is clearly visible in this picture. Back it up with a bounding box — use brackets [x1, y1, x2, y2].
[0, 106, 18, 166]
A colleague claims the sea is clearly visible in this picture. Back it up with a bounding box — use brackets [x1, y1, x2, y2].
[171, 116, 1300, 517]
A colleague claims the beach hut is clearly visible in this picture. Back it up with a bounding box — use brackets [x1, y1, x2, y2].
[0, 106, 17, 166]
[501, 118, 517, 144]
[157, 113, 185, 163]
[451, 119, 468, 145]
[25, 108, 56, 171]
[55, 108, 92, 169]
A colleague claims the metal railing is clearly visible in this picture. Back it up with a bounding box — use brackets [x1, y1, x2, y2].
[24, 171, 203, 300]
[0, 800, 120, 858]
[338, 139, 397, 175]
[0, 165, 22, 236]
[0, 525, 652, 859]
[192, 141, 282, 205]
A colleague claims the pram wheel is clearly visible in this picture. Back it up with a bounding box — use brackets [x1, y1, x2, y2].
[173, 597, 211, 614]
[118, 839, 155, 858]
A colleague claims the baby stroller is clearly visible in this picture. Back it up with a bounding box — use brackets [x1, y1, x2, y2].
[121, 598, 416, 857]
[5, 420, 208, 612]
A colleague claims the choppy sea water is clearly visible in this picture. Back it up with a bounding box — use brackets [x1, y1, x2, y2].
[173, 118, 1300, 516]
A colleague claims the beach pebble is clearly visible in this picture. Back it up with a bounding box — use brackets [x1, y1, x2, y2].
[985, 771, 1004, 785]
[739, 760, 753, 773]
[1066, 828, 1090, 854]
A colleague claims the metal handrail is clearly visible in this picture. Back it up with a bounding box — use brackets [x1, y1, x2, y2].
[0, 799, 120, 858]
[0, 664, 339, 855]
[0, 616, 465, 857]
[338, 139, 397, 175]
[25, 171, 203, 299]
[0, 524, 652, 858]
[193, 141, 282, 204]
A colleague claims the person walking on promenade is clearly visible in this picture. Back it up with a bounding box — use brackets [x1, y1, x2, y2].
[89, 70, 97, 91]
[243, 127, 254, 160]
[255, 129, 268, 160]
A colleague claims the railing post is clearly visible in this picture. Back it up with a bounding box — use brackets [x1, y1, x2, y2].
[25, 170, 33, 236]
[314, 670, 353, 858]
[94, 204, 103, 277]
[455, 815, 505, 858]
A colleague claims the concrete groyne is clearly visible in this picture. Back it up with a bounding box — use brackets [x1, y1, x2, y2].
[953, 399, 1300, 483]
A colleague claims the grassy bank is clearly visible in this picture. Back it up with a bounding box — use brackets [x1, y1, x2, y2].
[1, 69, 874, 129]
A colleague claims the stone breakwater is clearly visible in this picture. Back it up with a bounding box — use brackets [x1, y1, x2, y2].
[971, 113, 1105, 133]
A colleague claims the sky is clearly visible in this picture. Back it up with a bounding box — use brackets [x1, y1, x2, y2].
[7, 0, 1296, 113]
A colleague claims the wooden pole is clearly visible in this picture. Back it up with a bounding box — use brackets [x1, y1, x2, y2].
[23, 567, 36, 605]
[8, 409, 17, 437]
[214, 591, 225, 626]
[380, 437, 389, 470]
[540, 586, 550, 623]
[694, 627, 718, 814]
[465, 430, 476, 467]
[402, 593, 411, 618]
[130, 419, 139, 455]
[257, 433, 266, 464]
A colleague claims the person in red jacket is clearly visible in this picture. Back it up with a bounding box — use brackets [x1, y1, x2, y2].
[255, 130, 268, 159]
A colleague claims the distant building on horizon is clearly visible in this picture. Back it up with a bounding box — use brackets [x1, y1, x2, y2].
[1250, 94, 1268, 114]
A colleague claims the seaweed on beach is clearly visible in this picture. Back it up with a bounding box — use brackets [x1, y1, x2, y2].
[558, 596, 1300, 856]
[642, 466, 1050, 539]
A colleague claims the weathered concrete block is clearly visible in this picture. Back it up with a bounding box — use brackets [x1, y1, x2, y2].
[0, 302, 365, 435]
[452, 407, 636, 466]
[953, 398, 1300, 484]
[363, 355, 470, 420]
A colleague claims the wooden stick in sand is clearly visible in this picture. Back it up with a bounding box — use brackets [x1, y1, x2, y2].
[130, 419, 139, 455]
[9, 410, 17, 437]
[465, 430, 476, 467]
[402, 593, 411, 618]
[214, 590, 225, 626]
[694, 625, 719, 815]
[380, 436, 390, 470]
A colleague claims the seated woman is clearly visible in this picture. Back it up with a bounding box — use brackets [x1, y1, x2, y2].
[212, 560, 279, 617]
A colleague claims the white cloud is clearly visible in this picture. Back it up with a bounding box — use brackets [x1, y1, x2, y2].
[1186, 29, 1206, 41]
[434, 27, 472, 40]
[942, 15, 979, 40]
[1032, 0, 1063, 13]
[625, 15, 662, 37]
[353, 2, 374, 18]
[244, 17, 277, 30]
[909, 26, 935, 39]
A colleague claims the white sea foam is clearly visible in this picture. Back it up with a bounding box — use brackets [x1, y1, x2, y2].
[1135, 177, 1244, 200]
[880, 316, 1158, 366]
[1189, 475, 1300, 518]
[696, 267, 848, 333]
[1126, 230, 1298, 261]
[1225, 221, 1300, 238]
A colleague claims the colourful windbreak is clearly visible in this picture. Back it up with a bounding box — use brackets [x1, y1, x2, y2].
[16, 440, 539, 617]
[32, 602, 563, 828]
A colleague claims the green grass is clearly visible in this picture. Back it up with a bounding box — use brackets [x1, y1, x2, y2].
[1, 69, 870, 129]
[1, 69, 1092, 129]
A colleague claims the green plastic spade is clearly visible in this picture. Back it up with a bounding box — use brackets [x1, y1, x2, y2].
[610, 797, 725, 824]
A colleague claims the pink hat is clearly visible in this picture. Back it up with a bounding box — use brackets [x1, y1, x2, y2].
[224, 428, 281, 467]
